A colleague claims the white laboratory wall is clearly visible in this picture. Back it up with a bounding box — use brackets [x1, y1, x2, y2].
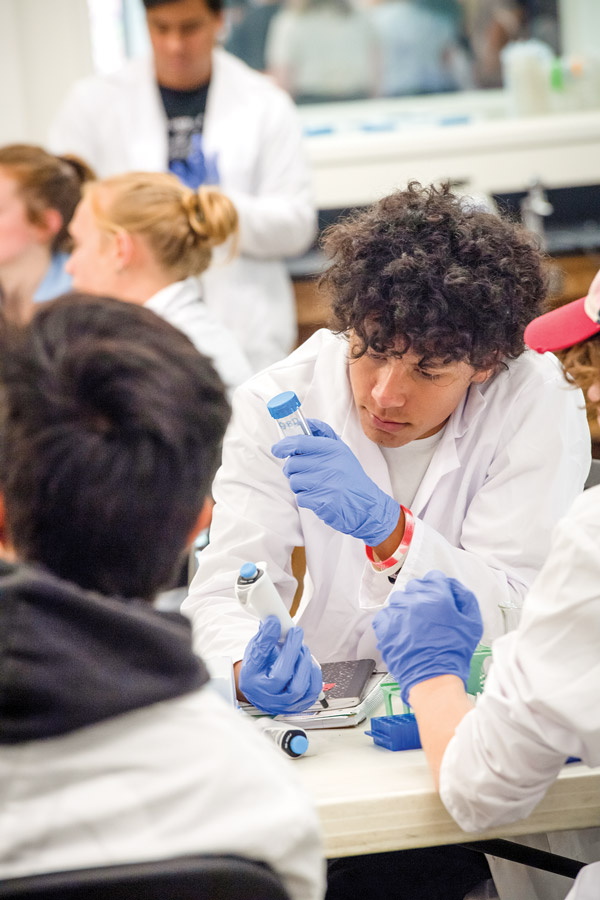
[0, 0, 93, 146]
[559, 0, 600, 59]
[0, 0, 27, 140]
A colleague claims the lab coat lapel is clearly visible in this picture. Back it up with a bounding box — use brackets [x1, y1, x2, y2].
[127, 58, 169, 172]
[203, 49, 234, 149]
[411, 383, 487, 516]
[202, 49, 220, 143]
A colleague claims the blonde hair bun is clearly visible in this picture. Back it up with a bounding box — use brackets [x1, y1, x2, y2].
[182, 186, 238, 248]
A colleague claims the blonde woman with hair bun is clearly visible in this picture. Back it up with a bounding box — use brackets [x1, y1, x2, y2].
[67, 171, 251, 395]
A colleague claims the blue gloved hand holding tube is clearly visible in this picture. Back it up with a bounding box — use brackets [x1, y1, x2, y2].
[239, 616, 323, 715]
[169, 134, 220, 190]
[271, 417, 401, 547]
[372, 570, 483, 704]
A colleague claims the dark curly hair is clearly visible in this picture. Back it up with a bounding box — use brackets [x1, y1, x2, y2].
[321, 182, 547, 370]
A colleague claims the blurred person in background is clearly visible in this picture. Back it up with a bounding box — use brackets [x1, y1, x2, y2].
[462, 0, 524, 87]
[369, 0, 469, 97]
[49, 0, 316, 371]
[225, 0, 283, 71]
[66, 171, 252, 397]
[266, 0, 380, 104]
[0, 144, 94, 325]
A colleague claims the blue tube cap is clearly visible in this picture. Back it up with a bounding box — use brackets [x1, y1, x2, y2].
[239, 562, 258, 580]
[289, 734, 309, 756]
[267, 391, 300, 420]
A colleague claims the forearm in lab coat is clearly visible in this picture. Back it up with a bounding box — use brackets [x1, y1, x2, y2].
[228, 187, 317, 260]
[438, 654, 569, 833]
[225, 91, 317, 259]
[407, 675, 475, 789]
[183, 386, 305, 662]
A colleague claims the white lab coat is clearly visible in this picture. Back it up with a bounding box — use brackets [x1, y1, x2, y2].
[440, 486, 600, 900]
[565, 864, 600, 900]
[49, 49, 317, 372]
[145, 278, 252, 396]
[183, 329, 590, 666]
[0, 688, 325, 900]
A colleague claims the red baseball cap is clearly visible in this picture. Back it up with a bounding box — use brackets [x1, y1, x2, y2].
[524, 269, 600, 353]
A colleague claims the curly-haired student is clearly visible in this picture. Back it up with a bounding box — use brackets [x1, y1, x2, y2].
[185, 181, 591, 898]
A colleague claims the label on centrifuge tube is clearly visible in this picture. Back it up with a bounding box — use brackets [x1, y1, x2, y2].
[266, 391, 312, 437]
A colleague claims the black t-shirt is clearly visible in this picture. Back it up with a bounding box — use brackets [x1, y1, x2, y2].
[159, 82, 210, 164]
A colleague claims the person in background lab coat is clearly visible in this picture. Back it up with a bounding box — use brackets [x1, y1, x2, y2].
[185, 182, 590, 900]
[0, 144, 94, 325]
[0, 294, 324, 900]
[66, 170, 251, 397]
[373, 271, 600, 900]
[49, 0, 316, 372]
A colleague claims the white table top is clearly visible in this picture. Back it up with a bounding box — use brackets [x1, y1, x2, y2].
[294, 711, 600, 859]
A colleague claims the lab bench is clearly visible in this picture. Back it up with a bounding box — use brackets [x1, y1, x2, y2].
[295, 709, 600, 860]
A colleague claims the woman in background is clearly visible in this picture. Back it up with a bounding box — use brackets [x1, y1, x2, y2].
[266, 0, 379, 103]
[0, 144, 94, 323]
[66, 171, 252, 396]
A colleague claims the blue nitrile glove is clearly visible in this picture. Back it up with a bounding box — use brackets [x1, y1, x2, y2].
[271, 417, 401, 547]
[372, 570, 483, 704]
[239, 615, 323, 715]
[169, 135, 220, 190]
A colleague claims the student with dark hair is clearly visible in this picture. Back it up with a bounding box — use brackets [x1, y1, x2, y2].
[0, 294, 324, 900]
[49, 0, 316, 371]
[184, 182, 590, 898]
[187, 179, 588, 693]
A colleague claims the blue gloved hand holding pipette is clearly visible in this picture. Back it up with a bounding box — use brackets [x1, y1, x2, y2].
[271, 417, 401, 547]
[372, 570, 483, 704]
[239, 616, 323, 714]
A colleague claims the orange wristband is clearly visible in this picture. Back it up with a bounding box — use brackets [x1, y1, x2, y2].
[365, 505, 415, 571]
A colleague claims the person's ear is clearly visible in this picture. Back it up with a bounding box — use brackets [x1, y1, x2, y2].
[31, 208, 63, 244]
[40, 208, 64, 240]
[113, 229, 135, 272]
[471, 366, 496, 385]
[186, 497, 214, 548]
